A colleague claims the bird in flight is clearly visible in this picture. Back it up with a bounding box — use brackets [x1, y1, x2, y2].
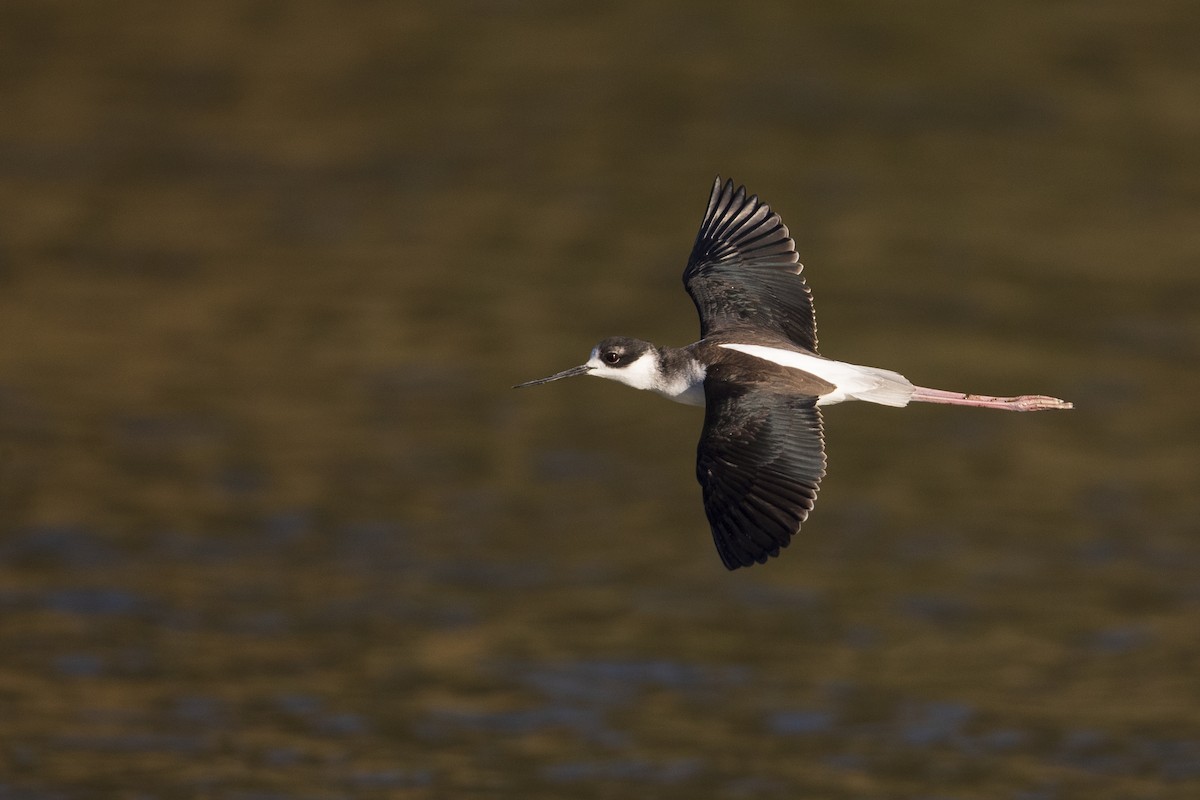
[516, 177, 1073, 570]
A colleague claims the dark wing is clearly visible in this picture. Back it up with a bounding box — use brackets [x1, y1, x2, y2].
[696, 369, 826, 570]
[683, 177, 818, 352]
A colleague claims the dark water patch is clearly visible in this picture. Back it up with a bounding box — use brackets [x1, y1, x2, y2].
[1084, 624, 1153, 654]
[171, 694, 229, 726]
[331, 520, 420, 570]
[427, 556, 557, 590]
[769, 709, 837, 736]
[892, 530, 964, 564]
[57, 648, 158, 679]
[818, 502, 888, 542]
[0, 367, 37, 401]
[261, 747, 305, 767]
[53, 653, 105, 678]
[788, 689, 1043, 761]
[152, 524, 302, 565]
[1052, 730, 1200, 780]
[722, 775, 790, 796]
[1075, 481, 1141, 540]
[272, 694, 368, 738]
[152, 529, 242, 563]
[368, 362, 475, 397]
[49, 244, 204, 280]
[262, 510, 314, 547]
[1013, 790, 1059, 800]
[52, 732, 207, 754]
[118, 61, 239, 111]
[148, 510, 321, 565]
[1068, 376, 1140, 418]
[114, 413, 229, 451]
[535, 449, 618, 482]
[310, 591, 477, 632]
[110, 413, 254, 501]
[274, 693, 322, 717]
[0, 785, 72, 800]
[844, 625, 881, 649]
[417, 705, 622, 747]
[731, 583, 825, 613]
[229, 610, 292, 636]
[1074, 535, 1130, 567]
[43, 587, 148, 617]
[313, 712, 368, 737]
[1055, 729, 1131, 776]
[1107, 313, 1200, 362]
[1136, 738, 1200, 780]
[519, 659, 752, 707]
[822, 751, 869, 772]
[0, 525, 119, 569]
[218, 464, 268, 496]
[541, 757, 701, 784]
[895, 700, 975, 748]
[966, 727, 1029, 754]
[895, 594, 975, 628]
[344, 768, 433, 789]
[735, 79, 1063, 138]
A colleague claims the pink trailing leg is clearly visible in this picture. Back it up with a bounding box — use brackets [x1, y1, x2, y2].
[910, 386, 1073, 412]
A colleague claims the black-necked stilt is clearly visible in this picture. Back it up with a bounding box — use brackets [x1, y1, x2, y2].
[516, 178, 1072, 570]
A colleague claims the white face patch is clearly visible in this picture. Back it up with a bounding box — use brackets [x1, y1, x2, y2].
[585, 348, 661, 391]
[585, 348, 707, 406]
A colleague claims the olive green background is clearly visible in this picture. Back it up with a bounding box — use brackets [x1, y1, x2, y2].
[1, 2, 1198, 798]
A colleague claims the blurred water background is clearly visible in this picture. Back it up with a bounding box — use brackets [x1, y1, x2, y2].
[1, 2, 1198, 798]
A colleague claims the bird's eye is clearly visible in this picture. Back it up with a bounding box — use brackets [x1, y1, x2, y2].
[603, 351, 621, 364]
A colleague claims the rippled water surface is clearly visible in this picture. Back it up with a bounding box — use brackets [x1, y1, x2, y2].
[1, 2, 1199, 798]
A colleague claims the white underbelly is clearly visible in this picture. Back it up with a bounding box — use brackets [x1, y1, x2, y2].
[718, 343, 915, 407]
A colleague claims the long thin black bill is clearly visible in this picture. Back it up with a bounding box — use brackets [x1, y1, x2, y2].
[513, 364, 592, 389]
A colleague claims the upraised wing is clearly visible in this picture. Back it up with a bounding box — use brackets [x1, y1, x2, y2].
[683, 177, 818, 353]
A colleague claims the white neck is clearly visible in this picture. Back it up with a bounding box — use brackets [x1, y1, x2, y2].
[587, 350, 707, 406]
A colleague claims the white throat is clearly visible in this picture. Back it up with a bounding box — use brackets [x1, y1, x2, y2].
[586, 350, 707, 406]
